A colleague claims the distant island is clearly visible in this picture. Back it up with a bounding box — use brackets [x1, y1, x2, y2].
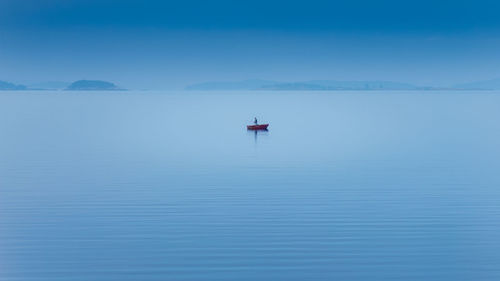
[186, 80, 435, 91]
[0, 80, 27, 90]
[2, 78, 500, 91]
[262, 80, 422, 90]
[453, 78, 500, 90]
[66, 80, 124, 91]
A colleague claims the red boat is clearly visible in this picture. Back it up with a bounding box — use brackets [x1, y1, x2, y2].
[247, 124, 269, 130]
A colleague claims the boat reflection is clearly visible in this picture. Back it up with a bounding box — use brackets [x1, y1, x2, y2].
[248, 128, 269, 143]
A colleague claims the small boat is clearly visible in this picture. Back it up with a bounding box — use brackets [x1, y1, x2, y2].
[247, 124, 269, 130]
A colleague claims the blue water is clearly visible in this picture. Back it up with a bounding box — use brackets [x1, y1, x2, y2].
[1, 90, 500, 280]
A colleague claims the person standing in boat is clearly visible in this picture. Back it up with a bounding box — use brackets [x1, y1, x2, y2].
[254, 117, 258, 125]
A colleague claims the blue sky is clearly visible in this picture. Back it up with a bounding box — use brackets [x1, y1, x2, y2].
[1, 0, 500, 89]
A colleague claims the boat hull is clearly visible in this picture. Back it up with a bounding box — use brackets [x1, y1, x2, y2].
[247, 124, 269, 130]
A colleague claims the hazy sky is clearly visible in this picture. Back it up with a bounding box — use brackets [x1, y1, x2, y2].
[1, 0, 500, 89]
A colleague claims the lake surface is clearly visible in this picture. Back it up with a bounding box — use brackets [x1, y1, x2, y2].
[1, 90, 500, 281]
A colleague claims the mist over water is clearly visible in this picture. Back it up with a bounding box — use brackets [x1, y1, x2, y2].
[1, 90, 500, 280]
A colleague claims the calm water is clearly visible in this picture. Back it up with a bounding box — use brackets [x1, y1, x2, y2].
[1, 90, 500, 280]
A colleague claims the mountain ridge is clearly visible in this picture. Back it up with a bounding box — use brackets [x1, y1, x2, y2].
[453, 78, 500, 90]
[187, 80, 426, 91]
[0, 80, 27, 90]
[65, 80, 124, 91]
